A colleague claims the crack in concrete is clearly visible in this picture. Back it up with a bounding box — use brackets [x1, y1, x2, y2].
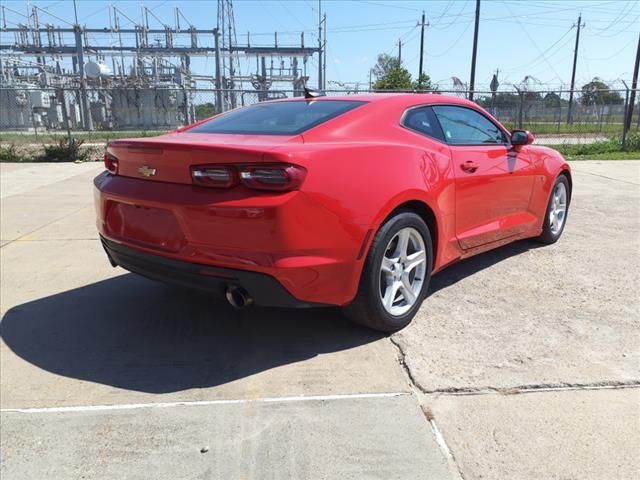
[388, 335, 425, 393]
[388, 334, 640, 397]
[389, 334, 640, 480]
[389, 336, 468, 479]
[421, 380, 640, 396]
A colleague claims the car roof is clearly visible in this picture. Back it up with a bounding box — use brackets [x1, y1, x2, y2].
[273, 93, 479, 109]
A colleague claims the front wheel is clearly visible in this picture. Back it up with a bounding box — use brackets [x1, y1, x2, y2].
[343, 212, 433, 332]
[536, 174, 571, 244]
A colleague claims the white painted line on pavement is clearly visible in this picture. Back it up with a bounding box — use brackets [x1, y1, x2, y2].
[428, 418, 465, 480]
[1, 392, 409, 414]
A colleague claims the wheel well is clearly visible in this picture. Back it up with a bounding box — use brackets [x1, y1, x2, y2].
[559, 169, 573, 200]
[385, 200, 438, 268]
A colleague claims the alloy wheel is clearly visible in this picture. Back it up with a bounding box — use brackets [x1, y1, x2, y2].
[379, 227, 427, 316]
[549, 182, 568, 235]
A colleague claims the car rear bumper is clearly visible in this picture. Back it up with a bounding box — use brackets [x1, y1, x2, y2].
[94, 171, 367, 306]
[101, 236, 327, 308]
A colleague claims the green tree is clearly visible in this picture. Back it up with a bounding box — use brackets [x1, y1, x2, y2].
[195, 102, 217, 120]
[373, 64, 412, 90]
[413, 73, 437, 92]
[371, 53, 399, 80]
[543, 92, 568, 108]
[371, 54, 413, 90]
[580, 79, 624, 106]
[476, 92, 520, 108]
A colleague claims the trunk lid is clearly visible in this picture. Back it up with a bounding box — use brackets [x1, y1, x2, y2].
[107, 132, 301, 185]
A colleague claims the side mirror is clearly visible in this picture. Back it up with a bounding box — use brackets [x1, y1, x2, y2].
[511, 130, 534, 145]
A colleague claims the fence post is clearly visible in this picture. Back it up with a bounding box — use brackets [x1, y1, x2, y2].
[622, 84, 630, 150]
[57, 88, 74, 159]
[517, 89, 524, 129]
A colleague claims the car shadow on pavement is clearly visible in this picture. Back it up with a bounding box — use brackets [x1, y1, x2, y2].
[1, 239, 542, 395]
[0, 273, 383, 394]
[429, 239, 544, 294]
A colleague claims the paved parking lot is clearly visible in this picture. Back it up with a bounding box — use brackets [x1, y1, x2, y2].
[1, 160, 639, 479]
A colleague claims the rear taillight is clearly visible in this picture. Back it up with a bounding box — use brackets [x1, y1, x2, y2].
[191, 164, 306, 192]
[191, 166, 238, 188]
[239, 165, 306, 191]
[104, 152, 118, 175]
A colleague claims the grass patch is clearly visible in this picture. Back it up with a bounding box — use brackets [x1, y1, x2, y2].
[0, 144, 30, 162]
[564, 151, 640, 160]
[503, 122, 638, 136]
[548, 133, 640, 160]
[0, 139, 102, 163]
[0, 130, 164, 145]
[40, 138, 95, 162]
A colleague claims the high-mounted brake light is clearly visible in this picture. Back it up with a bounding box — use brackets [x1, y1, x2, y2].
[104, 151, 119, 174]
[191, 164, 306, 192]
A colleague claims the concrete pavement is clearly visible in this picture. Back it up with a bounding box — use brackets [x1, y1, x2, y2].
[1, 160, 639, 479]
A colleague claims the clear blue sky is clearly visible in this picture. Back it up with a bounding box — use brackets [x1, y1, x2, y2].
[2, 0, 638, 91]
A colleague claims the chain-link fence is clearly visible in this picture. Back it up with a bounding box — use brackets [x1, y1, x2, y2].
[1, 86, 638, 143]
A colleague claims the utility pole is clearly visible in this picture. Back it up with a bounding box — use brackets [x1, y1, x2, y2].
[318, 0, 323, 90]
[622, 80, 630, 149]
[72, 0, 79, 25]
[623, 32, 640, 140]
[74, 25, 93, 130]
[418, 11, 427, 86]
[567, 14, 584, 125]
[227, 5, 235, 108]
[214, 27, 223, 112]
[323, 13, 327, 90]
[398, 39, 402, 63]
[468, 0, 480, 101]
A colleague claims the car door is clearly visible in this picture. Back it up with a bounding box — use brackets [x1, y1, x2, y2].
[432, 105, 536, 250]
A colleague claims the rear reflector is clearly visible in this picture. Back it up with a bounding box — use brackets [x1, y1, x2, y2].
[104, 152, 119, 175]
[191, 164, 306, 192]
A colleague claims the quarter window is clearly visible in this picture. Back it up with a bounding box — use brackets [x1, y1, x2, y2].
[432, 105, 506, 145]
[402, 106, 445, 142]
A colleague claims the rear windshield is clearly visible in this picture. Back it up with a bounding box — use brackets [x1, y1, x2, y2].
[189, 100, 365, 135]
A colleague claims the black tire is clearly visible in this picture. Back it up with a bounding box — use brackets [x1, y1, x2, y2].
[343, 211, 433, 332]
[536, 174, 571, 245]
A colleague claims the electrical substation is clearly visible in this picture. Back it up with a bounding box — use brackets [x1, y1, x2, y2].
[0, 0, 324, 131]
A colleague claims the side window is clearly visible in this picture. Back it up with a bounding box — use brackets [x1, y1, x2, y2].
[402, 106, 445, 142]
[432, 105, 506, 145]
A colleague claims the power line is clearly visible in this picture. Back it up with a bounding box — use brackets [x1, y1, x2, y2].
[355, 1, 422, 12]
[501, 0, 636, 15]
[501, 26, 575, 74]
[583, 35, 638, 61]
[590, 13, 640, 38]
[502, 2, 563, 81]
[428, 20, 473, 58]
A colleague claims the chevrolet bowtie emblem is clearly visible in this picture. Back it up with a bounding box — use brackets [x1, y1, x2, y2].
[138, 165, 157, 177]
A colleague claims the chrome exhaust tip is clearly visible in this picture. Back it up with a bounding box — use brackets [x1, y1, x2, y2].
[225, 285, 253, 309]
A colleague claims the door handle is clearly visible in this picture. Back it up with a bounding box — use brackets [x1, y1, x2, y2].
[460, 160, 479, 173]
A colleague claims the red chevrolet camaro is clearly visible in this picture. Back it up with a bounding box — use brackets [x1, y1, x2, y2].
[95, 93, 571, 331]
